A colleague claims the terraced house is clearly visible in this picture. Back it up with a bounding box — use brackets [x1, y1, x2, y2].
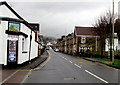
[54, 26, 100, 56]
[55, 36, 66, 52]
[73, 26, 100, 55]
[66, 33, 74, 55]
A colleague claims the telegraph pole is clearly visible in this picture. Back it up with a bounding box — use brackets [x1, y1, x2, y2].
[112, 0, 115, 63]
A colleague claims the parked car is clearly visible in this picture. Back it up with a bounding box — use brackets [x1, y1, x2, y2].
[54, 48, 59, 52]
[46, 46, 49, 50]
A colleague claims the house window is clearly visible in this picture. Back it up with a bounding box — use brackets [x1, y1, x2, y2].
[81, 37, 86, 44]
[22, 37, 28, 53]
[22, 38, 25, 52]
[35, 32, 38, 41]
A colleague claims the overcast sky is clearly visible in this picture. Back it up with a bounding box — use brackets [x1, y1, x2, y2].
[6, 0, 119, 38]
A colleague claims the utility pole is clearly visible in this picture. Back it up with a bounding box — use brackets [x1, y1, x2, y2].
[112, 0, 115, 63]
[95, 36, 98, 51]
[64, 28, 66, 53]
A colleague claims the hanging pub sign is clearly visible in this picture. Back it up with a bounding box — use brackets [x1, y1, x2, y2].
[8, 22, 20, 32]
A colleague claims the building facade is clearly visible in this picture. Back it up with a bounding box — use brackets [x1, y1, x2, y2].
[105, 33, 120, 51]
[118, 1, 120, 18]
[0, 1, 40, 66]
[73, 26, 100, 55]
[54, 26, 100, 56]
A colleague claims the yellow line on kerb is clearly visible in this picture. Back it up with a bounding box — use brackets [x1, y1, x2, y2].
[17, 69, 32, 71]
[32, 52, 51, 71]
[18, 51, 51, 71]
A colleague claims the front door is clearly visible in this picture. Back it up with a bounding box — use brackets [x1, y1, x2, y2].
[7, 40, 18, 66]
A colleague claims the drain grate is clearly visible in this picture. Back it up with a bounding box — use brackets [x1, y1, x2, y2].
[64, 77, 76, 80]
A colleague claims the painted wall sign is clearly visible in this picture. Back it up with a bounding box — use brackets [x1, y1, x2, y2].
[8, 41, 17, 62]
[8, 51, 16, 62]
[9, 22, 20, 32]
[7, 35, 18, 41]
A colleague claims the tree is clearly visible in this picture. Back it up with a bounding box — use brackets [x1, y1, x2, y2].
[93, 11, 115, 60]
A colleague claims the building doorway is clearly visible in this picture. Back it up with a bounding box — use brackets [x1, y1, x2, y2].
[7, 40, 18, 66]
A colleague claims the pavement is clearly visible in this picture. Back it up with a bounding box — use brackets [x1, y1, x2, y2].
[83, 58, 120, 69]
[1, 51, 49, 84]
[83, 58, 112, 64]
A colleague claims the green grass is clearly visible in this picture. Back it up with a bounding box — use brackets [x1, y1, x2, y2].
[93, 58, 111, 61]
[9, 28, 19, 32]
[109, 59, 120, 68]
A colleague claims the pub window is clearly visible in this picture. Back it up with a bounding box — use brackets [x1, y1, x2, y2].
[22, 37, 28, 53]
[22, 38, 25, 52]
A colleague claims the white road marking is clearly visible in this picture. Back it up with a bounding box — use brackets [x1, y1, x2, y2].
[64, 58, 67, 60]
[69, 61, 73, 63]
[21, 71, 32, 83]
[74, 64, 81, 68]
[1, 70, 19, 84]
[85, 70, 108, 83]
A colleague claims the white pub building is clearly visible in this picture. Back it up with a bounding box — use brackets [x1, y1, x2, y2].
[0, 1, 39, 66]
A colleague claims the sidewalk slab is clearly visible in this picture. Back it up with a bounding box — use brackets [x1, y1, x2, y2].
[83, 58, 120, 69]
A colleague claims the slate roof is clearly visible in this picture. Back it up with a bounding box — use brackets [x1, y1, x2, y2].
[0, 1, 37, 32]
[75, 26, 98, 37]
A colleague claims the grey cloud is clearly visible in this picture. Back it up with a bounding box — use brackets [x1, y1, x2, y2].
[9, 1, 115, 38]
[12, 2, 111, 12]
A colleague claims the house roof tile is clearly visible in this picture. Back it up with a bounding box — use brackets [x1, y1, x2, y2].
[75, 26, 98, 37]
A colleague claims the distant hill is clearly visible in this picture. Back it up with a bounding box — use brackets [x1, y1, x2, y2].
[39, 35, 56, 44]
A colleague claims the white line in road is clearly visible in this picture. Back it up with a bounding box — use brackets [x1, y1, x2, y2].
[85, 70, 108, 83]
[69, 61, 73, 63]
[64, 58, 67, 60]
[21, 71, 32, 83]
[74, 64, 81, 68]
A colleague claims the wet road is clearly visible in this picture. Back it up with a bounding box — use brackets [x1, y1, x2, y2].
[24, 49, 119, 83]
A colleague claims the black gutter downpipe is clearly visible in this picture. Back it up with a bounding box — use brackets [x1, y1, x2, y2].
[29, 30, 32, 64]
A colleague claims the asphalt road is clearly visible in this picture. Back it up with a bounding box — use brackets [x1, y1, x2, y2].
[24, 49, 119, 83]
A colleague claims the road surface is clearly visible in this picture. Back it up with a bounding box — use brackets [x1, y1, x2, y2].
[24, 49, 119, 83]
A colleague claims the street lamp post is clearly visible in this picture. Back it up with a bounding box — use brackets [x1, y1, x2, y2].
[112, 0, 115, 63]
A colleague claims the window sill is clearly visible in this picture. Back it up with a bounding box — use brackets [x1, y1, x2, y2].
[22, 51, 28, 53]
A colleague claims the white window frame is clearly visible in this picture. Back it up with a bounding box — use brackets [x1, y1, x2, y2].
[81, 37, 86, 44]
